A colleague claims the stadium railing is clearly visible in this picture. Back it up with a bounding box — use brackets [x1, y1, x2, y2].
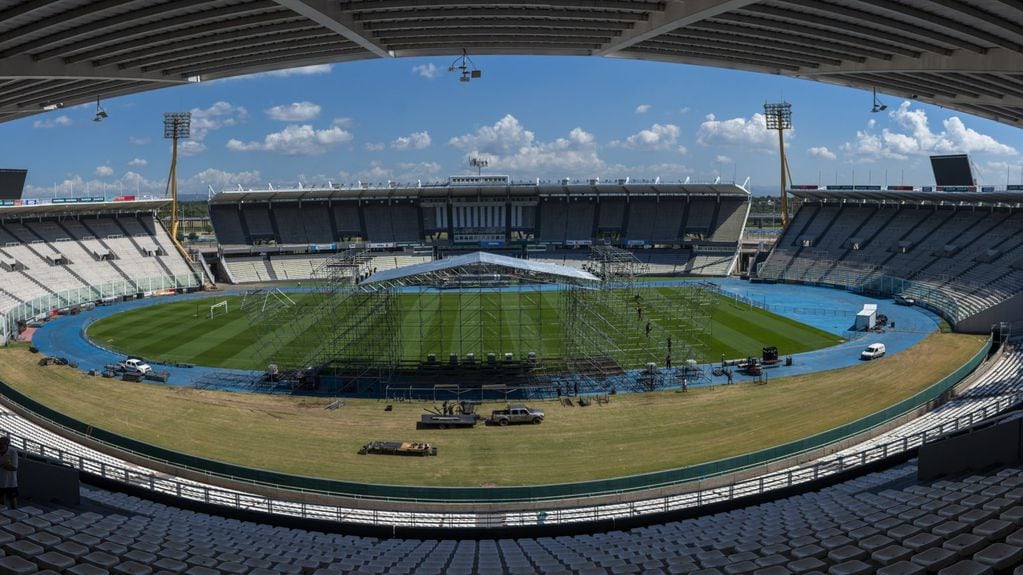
[0, 338, 1014, 530]
[858, 275, 963, 324]
[0, 336, 991, 506]
[3, 273, 202, 325]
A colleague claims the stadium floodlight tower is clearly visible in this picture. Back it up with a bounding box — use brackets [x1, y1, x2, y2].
[764, 102, 792, 228]
[469, 157, 488, 176]
[163, 112, 191, 255]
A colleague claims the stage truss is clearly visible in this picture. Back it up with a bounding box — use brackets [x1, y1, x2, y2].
[237, 250, 716, 396]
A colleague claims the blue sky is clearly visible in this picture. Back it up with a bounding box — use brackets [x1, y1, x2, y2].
[4, 55, 1022, 198]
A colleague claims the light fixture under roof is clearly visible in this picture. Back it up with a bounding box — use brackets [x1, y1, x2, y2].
[93, 97, 108, 122]
[871, 86, 888, 113]
[449, 48, 482, 84]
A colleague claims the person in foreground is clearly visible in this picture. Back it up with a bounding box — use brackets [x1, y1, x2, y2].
[0, 435, 18, 509]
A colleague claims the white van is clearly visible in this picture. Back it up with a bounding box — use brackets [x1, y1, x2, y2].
[860, 343, 886, 360]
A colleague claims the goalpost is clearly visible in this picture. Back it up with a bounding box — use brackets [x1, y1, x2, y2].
[209, 300, 229, 319]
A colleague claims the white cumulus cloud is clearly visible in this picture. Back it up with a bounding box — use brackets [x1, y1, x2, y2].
[615, 123, 684, 152]
[391, 131, 431, 150]
[635, 104, 652, 114]
[186, 168, 262, 190]
[412, 63, 441, 79]
[177, 101, 248, 156]
[697, 112, 777, 150]
[226, 123, 353, 155]
[364, 142, 385, 152]
[840, 101, 1017, 163]
[127, 158, 148, 167]
[449, 115, 605, 176]
[94, 165, 114, 177]
[808, 146, 837, 160]
[265, 101, 321, 122]
[33, 115, 72, 129]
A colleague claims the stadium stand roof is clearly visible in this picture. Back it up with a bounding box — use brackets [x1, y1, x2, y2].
[362, 250, 600, 285]
[3, 1, 1023, 126]
[790, 188, 1023, 206]
[208, 181, 750, 203]
[0, 197, 170, 217]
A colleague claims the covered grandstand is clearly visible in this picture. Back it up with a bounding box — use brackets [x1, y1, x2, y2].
[208, 178, 750, 282]
[0, 197, 203, 344]
[758, 188, 1023, 332]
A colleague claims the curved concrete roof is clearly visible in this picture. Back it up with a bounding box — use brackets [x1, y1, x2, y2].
[2, 1, 1023, 125]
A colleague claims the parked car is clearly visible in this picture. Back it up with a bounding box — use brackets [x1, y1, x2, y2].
[894, 294, 915, 306]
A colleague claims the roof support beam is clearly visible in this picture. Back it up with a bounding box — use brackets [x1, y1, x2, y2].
[354, 7, 651, 22]
[0, 55, 188, 84]
[597, 0, 757, 56]
[273, 0, 391, 58]
[777, 0, 987, 54]
[148, 37, 347, 74]
[77, 12, 299, 66]
[35, 2, 283, 63]
[124, 28, 331, 71]
[741, 4, 952, 56]
[361, 18, 635, 32]
[4, 0, 219, 60]
[799, 48, 1023, 76]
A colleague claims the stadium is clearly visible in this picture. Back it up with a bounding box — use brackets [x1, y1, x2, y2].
[1, 2, 1023, 574]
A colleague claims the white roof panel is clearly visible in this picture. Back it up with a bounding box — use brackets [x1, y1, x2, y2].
[363, 251, 599, 285]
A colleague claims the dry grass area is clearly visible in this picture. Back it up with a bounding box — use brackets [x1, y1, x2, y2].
[0, 332, 986, 487]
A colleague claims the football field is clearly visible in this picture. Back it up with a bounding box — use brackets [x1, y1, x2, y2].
[87, 286, 843, 371]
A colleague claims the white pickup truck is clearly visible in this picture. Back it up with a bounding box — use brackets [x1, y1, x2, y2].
[118, 358, 152, 375]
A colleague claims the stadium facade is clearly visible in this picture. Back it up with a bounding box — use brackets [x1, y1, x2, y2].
[208, 176, 751, 283]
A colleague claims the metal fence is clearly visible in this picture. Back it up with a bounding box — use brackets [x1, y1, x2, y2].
[3, 273, 201, 325]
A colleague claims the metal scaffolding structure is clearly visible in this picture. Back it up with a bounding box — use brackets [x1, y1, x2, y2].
[563, 247, 715, 391]
[230, 251, 717, 397]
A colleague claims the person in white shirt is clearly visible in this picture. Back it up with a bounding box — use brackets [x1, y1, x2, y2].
[0, 436, 18, 509]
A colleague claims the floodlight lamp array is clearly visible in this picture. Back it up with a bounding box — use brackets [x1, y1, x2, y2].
[763, 102, 792, 130]
[163, 112, 192, 139]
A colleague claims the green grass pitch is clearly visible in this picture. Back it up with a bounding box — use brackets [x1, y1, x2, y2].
[87, 287, 844, 371]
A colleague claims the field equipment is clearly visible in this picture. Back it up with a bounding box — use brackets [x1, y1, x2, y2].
[739, 357, 763, 376]
[358, 441, 437, 456]
[418, 414, 479, 429]
[762, 346, 779, 365]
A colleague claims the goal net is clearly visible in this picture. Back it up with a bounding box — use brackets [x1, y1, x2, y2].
[210, 300, 229, 319]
